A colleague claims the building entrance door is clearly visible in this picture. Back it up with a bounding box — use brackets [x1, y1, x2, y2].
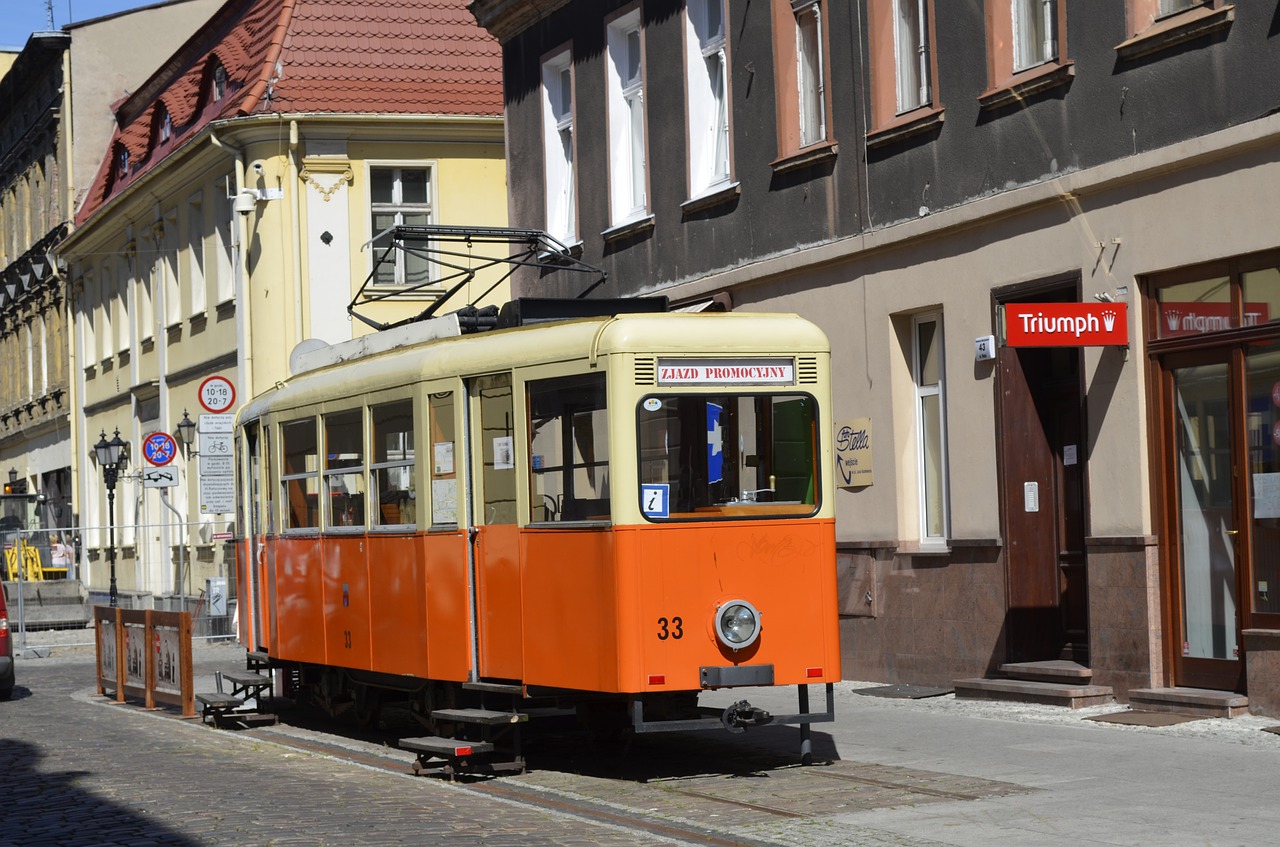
[999, 342, 1089, 663]
[1146, 252, 1280, 694]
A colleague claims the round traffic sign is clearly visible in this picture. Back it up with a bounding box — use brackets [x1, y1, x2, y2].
[198, 375, 237, 414]
[143, 431, 178, 466]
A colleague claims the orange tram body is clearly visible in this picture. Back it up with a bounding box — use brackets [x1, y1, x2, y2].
[234, 299, 841, 765]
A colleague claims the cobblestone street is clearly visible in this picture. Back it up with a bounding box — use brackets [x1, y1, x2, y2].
[4, 641, 1007, 846]
[8, 638, 1280, 846]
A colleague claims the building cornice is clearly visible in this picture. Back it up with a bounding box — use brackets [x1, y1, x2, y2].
[468, 0, 573, 44]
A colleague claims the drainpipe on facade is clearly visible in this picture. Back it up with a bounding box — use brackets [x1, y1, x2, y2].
[152, 205, 173, 598]
[289, 120, 303, 352]
[209, 131, 254, 399]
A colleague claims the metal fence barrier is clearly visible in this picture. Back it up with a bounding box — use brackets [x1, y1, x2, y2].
[1, 520, 237, 650]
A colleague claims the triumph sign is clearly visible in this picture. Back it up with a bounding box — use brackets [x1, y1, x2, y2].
[1003, 302, 1129, 347]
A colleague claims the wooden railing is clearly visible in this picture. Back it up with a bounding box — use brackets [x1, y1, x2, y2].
[93, 606, 195, 718]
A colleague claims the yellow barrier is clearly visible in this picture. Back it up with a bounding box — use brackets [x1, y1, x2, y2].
[3, 541, 46, 581]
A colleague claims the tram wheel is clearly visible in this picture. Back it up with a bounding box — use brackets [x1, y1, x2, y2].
[354, 686, 382, 729]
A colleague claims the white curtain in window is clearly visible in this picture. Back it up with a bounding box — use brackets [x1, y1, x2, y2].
[894, 0, 929, 113]
[686, 0, 729, 196]
[607, 14, 648, 223]
[542, 54, 576, 243]
[796, 5, 825, 146]
[1013, 0, 1055, 72]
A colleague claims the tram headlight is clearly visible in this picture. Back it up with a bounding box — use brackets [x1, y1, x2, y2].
[714, 599, 761, 650]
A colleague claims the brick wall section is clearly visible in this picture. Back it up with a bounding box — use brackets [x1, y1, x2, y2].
[839, 546, 1006, 687]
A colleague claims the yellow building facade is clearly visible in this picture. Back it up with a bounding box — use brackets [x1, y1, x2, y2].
[57, 0, 506, 606]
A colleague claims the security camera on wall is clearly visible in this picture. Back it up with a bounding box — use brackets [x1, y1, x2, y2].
[234, 189, 259, 215]
[251, 161, 265, 175]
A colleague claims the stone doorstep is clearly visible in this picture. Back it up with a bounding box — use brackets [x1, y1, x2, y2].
[1128, 687, 1250, 719]
[954, 677, 1116, 709]
[999, 660, 1093, 685]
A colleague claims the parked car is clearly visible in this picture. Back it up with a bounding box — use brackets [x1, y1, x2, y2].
[0, 585, 14, 699]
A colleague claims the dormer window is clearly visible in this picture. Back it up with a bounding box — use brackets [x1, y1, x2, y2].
[212, 62, 227, 100]
[115, 147, 130, 180]
[159, 109, 172, 143]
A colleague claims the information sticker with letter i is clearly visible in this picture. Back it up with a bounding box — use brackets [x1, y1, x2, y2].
[642, 484, 670, 518]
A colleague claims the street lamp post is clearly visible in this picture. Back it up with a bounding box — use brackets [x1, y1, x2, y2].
[94, 429, 129, 608]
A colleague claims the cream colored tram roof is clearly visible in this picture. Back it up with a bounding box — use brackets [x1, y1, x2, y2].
[239, 311, 827, 420]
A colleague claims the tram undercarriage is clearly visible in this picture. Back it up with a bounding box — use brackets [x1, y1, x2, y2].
[275, 659, 834, 766]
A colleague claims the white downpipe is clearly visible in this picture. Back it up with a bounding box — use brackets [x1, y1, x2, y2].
[289, 120, 304, 349]
[209, 131, 254, 399]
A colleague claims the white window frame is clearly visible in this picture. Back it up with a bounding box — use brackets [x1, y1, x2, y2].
[79, 270, 94, 378]
[1159, 0, 1197, 16]
[138, 239, 154, 344]
[162, 212, 180, 328]
[116, 257, 131, 355]
[98, 263, 112, 363]
[24, 319, 33, 399]
[1012, 0, 1056, 72]
[212, 63, 227, 101]
[894, 0, 931, 114]
[541, 48, 576, 245]
[606, 9, 648, 225]
[368, 163, 436, 288]
[215, 176, 234, 305]
[187, 192, 206, 319]
[684, 0, 730, 198]
[913, 313, 949, 546]
[37, 313, 47, 395]
[794, 1, 827, 147]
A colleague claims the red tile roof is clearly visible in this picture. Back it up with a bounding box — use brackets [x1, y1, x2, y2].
[76, 0, 502, 224]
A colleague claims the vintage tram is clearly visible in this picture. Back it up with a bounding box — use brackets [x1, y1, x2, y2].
[233, 297, 840, 768]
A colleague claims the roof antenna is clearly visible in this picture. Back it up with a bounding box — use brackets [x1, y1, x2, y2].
[45, 0, 55, 29]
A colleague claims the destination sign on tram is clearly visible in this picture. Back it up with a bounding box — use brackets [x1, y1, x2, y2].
[657, 358, 795, 386]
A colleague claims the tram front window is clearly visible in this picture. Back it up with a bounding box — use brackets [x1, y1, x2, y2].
[637, 393, 818, 519]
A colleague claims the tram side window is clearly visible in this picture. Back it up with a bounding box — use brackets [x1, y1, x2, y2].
[528, 373, 609, 522]
[372, 400, 415, 527]
[324, 409, 366, 529]
[282, 418, 319, 530]
[479, 375, 517, 525]
[637, 393, 818, 519]
[429, 392, 457, 525]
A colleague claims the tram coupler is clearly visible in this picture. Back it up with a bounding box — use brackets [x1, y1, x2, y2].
[721, 699, 773, 733]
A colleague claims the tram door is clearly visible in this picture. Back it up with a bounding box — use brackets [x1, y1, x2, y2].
[242, 422, 268, 652]
[468, 373, 523, 681]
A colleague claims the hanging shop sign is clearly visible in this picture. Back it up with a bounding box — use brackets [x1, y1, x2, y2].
[1002, 302, 1128, 348]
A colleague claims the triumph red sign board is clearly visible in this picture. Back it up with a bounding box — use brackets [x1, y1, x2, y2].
[1003, 302, 1129, 348]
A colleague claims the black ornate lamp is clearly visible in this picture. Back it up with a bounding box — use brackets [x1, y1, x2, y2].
[94, 429, 128, 607]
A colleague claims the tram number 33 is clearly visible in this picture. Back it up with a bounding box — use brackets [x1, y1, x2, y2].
[657, 616, 683, 640]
